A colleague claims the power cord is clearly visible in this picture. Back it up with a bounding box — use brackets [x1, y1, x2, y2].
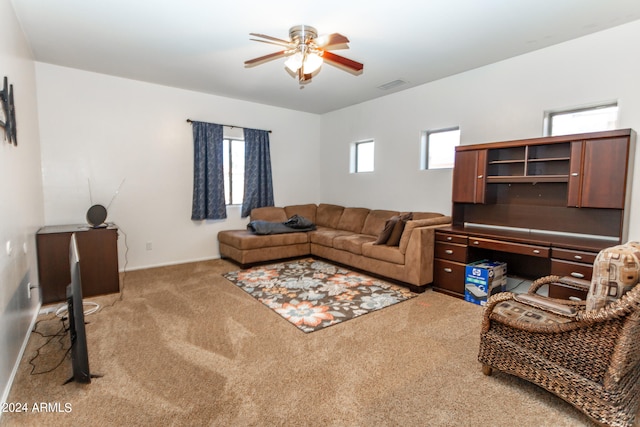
[29, 300, 100, 375]
[55, 301, 100, 318]
[28, 316, 69, 376]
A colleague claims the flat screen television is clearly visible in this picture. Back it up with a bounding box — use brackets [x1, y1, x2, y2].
[64, 233, 93, 384]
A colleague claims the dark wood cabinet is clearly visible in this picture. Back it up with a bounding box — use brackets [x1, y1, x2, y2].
[568, 137, 630, 208]
[436, 129, 635, 299]
[434, 232, 469, 297]
[36, 224, 120, 304]
[452, 149, 486, 203]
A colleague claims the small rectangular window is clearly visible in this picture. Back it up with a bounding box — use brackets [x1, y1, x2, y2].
[422, 127, 460, 170]
[223, 138, 244, 205]
[351, 140, 374, 173]
[545, 103, 618, 136]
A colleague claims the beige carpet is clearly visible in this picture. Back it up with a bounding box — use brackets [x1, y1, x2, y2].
[2, 259, 599, 426]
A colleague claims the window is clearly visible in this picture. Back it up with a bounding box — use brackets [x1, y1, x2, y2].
[223, 138, 244, 205]
[421, 127, 460, 170]
[351, 139, 374, 173]
[545, 103, 618, 136]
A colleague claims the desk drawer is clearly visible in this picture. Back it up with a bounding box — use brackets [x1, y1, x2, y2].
[436, 232, 467, 245]
[551, 248, 597, 265]
[434, 259, 465, 295]
[468, 237, 549, 258]
[435, 242, 467, 263]
[550, 259, 593, 281]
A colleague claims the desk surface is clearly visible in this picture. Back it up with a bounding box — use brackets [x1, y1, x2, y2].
[441, 225, 617, 253]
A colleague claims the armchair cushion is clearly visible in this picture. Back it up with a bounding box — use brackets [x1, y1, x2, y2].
[514, 293, 578, 317]
[491, 298, 575, 326]
[586, 242, 640, 311]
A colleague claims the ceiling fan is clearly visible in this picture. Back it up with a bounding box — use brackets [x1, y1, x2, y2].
[244, 25, 364, 84]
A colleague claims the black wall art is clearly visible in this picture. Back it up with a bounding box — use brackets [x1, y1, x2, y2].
[0, 76, 17, 146]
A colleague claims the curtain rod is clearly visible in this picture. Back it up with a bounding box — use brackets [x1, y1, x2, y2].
[186, 119, 271, 133]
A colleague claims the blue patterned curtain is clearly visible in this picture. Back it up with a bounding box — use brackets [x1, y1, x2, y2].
[241, 128, 274, 217]
[191, 121, 227, 220]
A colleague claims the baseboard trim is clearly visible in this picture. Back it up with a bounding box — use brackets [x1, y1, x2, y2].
[0, 301, 42, 420]
[123, 256, 221, 272]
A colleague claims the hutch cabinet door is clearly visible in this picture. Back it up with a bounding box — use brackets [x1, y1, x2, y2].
[568, 137, 629, 209]
[452, 149, 487, 203]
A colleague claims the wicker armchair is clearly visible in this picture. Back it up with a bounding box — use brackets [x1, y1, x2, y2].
[478, 274, 640, 427]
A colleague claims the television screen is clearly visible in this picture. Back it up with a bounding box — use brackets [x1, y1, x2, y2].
[65, 233, 92, 384]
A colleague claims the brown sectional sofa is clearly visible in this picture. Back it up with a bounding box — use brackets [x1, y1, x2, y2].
[217, 203, 451, 291]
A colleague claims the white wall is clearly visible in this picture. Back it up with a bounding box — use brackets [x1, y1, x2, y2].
[320, 20, 640, 241]
[0, 0, 44, 407]
[35, 64, 322, 271]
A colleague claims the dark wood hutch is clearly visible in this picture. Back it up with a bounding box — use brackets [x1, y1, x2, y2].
[434, 128, 636, 299]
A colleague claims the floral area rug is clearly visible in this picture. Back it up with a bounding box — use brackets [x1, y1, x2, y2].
[223, 258, 417, 333]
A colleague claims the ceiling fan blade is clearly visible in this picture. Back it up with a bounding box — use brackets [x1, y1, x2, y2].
[315, 33, 350, 48]
[244, 50, 288, 67]
[322, 51, 364, 73]
[250, 38, 293, 48]
[249, 33, 291, 45]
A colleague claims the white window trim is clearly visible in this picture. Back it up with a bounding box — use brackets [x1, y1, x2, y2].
[421, 126, 460, 170]
[350, 139, 375, 173]
[543, 101, 618, 136]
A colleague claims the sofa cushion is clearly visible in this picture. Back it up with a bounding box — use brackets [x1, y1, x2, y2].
[284, 204, 317, 223]
[337, 207, 371, 233]
[218, 229, 308, 250]
[362, 210, 399, 236]
[316, 204, 345, 228]
[250, 206, 288, 222]
[386, 213, 413, 246]
[333, 234, 377, 255]
[362, 242, 405, 265]
[399, 215, 452, 254]
[308, 228, 352, 247]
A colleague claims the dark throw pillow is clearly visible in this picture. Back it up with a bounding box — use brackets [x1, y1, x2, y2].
[374, 216, 400, 245]
[386, 213, 413, 246]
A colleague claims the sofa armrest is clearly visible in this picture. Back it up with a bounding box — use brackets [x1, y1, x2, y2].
[399, 216, 452, 254]
[402, 220, 451, 285]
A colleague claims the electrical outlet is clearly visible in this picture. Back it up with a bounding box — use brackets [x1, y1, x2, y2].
[146, 241, 153, 251]
[27, 282, 31, 299]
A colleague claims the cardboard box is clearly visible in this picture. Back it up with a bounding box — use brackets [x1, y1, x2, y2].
[464, 260, 507, 306]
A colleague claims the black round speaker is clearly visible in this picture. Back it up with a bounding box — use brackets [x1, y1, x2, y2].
[86, 204, 107, 227]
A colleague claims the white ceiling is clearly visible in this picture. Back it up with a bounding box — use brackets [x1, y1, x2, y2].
[11, 0, 640, 114]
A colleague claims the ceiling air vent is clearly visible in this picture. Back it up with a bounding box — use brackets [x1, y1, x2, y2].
[377, 79, 408, 90]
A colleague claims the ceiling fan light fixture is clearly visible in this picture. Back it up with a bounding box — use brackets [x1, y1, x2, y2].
[245, 25, 363, 84]
[284, 52, 304, 73]
[302, 52, 323, 74]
